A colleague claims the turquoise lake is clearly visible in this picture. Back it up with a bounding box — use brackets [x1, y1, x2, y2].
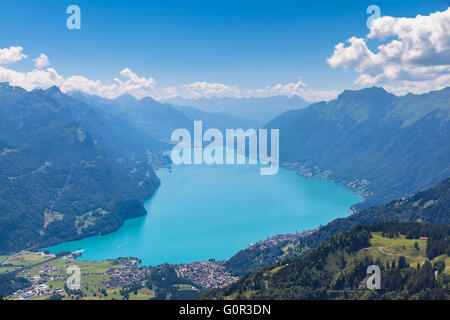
[47, 158, 361, 266]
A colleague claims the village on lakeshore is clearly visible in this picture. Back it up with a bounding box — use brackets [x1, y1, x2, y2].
[0, 250, 241, 300]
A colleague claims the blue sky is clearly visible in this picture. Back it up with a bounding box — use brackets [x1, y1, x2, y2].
[0, 0, 449, 101]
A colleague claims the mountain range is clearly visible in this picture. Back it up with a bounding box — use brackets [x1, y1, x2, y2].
[266, 86, 450, 209]
[164, 95, 309, 122]
[0, 84, 164, 253]
[70, 92, 262, 140]
[0, 83, 449, 300]
[1, 84, 449, 262]
[0, 86, 310, 253]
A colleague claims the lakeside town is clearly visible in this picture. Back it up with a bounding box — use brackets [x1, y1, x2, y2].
[1, 227, 325, 300]
[176, 260, 239, 289]
[246, 227, 321, 251]
[0, 250, 240, 300]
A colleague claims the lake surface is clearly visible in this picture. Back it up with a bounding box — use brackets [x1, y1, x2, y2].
[47, 156, 361, 265]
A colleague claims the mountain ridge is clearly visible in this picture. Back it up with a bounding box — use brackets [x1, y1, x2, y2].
[163, 94, 310, 122]
[0, 84, 164, 253]
[266, 86, 450, 209]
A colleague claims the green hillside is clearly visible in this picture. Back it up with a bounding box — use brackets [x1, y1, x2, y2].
[204, 222, 449, 300]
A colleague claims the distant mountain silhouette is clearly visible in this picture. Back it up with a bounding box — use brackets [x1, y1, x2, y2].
[164, 95, 309, 122]
[71, 92, 264, 140]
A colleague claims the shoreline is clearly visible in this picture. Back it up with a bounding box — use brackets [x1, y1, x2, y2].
[280, 161, 369, 213]
[39, 160, 359, 268]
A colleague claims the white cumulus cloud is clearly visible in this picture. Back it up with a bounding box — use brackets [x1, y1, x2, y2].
[327, 8, 450, 94]
[178, 79, 340, 102]
[181, 81, 240, 99]
[63, 68, 158, 99]
[0, 62, 159, 99]
[0, 46, 27, 65]
[0, 67, 63, 91]
[248, 78, 340, 101]
[33, 53, 50, 69]
[0, 59, 341, 102]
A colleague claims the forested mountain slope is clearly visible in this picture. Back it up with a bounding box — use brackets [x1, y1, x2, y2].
[266, 87, 450, 209]
[0, 84, 164, 253]
[225, 178, 450, 275]
[69, 92, 192, 141]
[205, 222, 449, 300]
